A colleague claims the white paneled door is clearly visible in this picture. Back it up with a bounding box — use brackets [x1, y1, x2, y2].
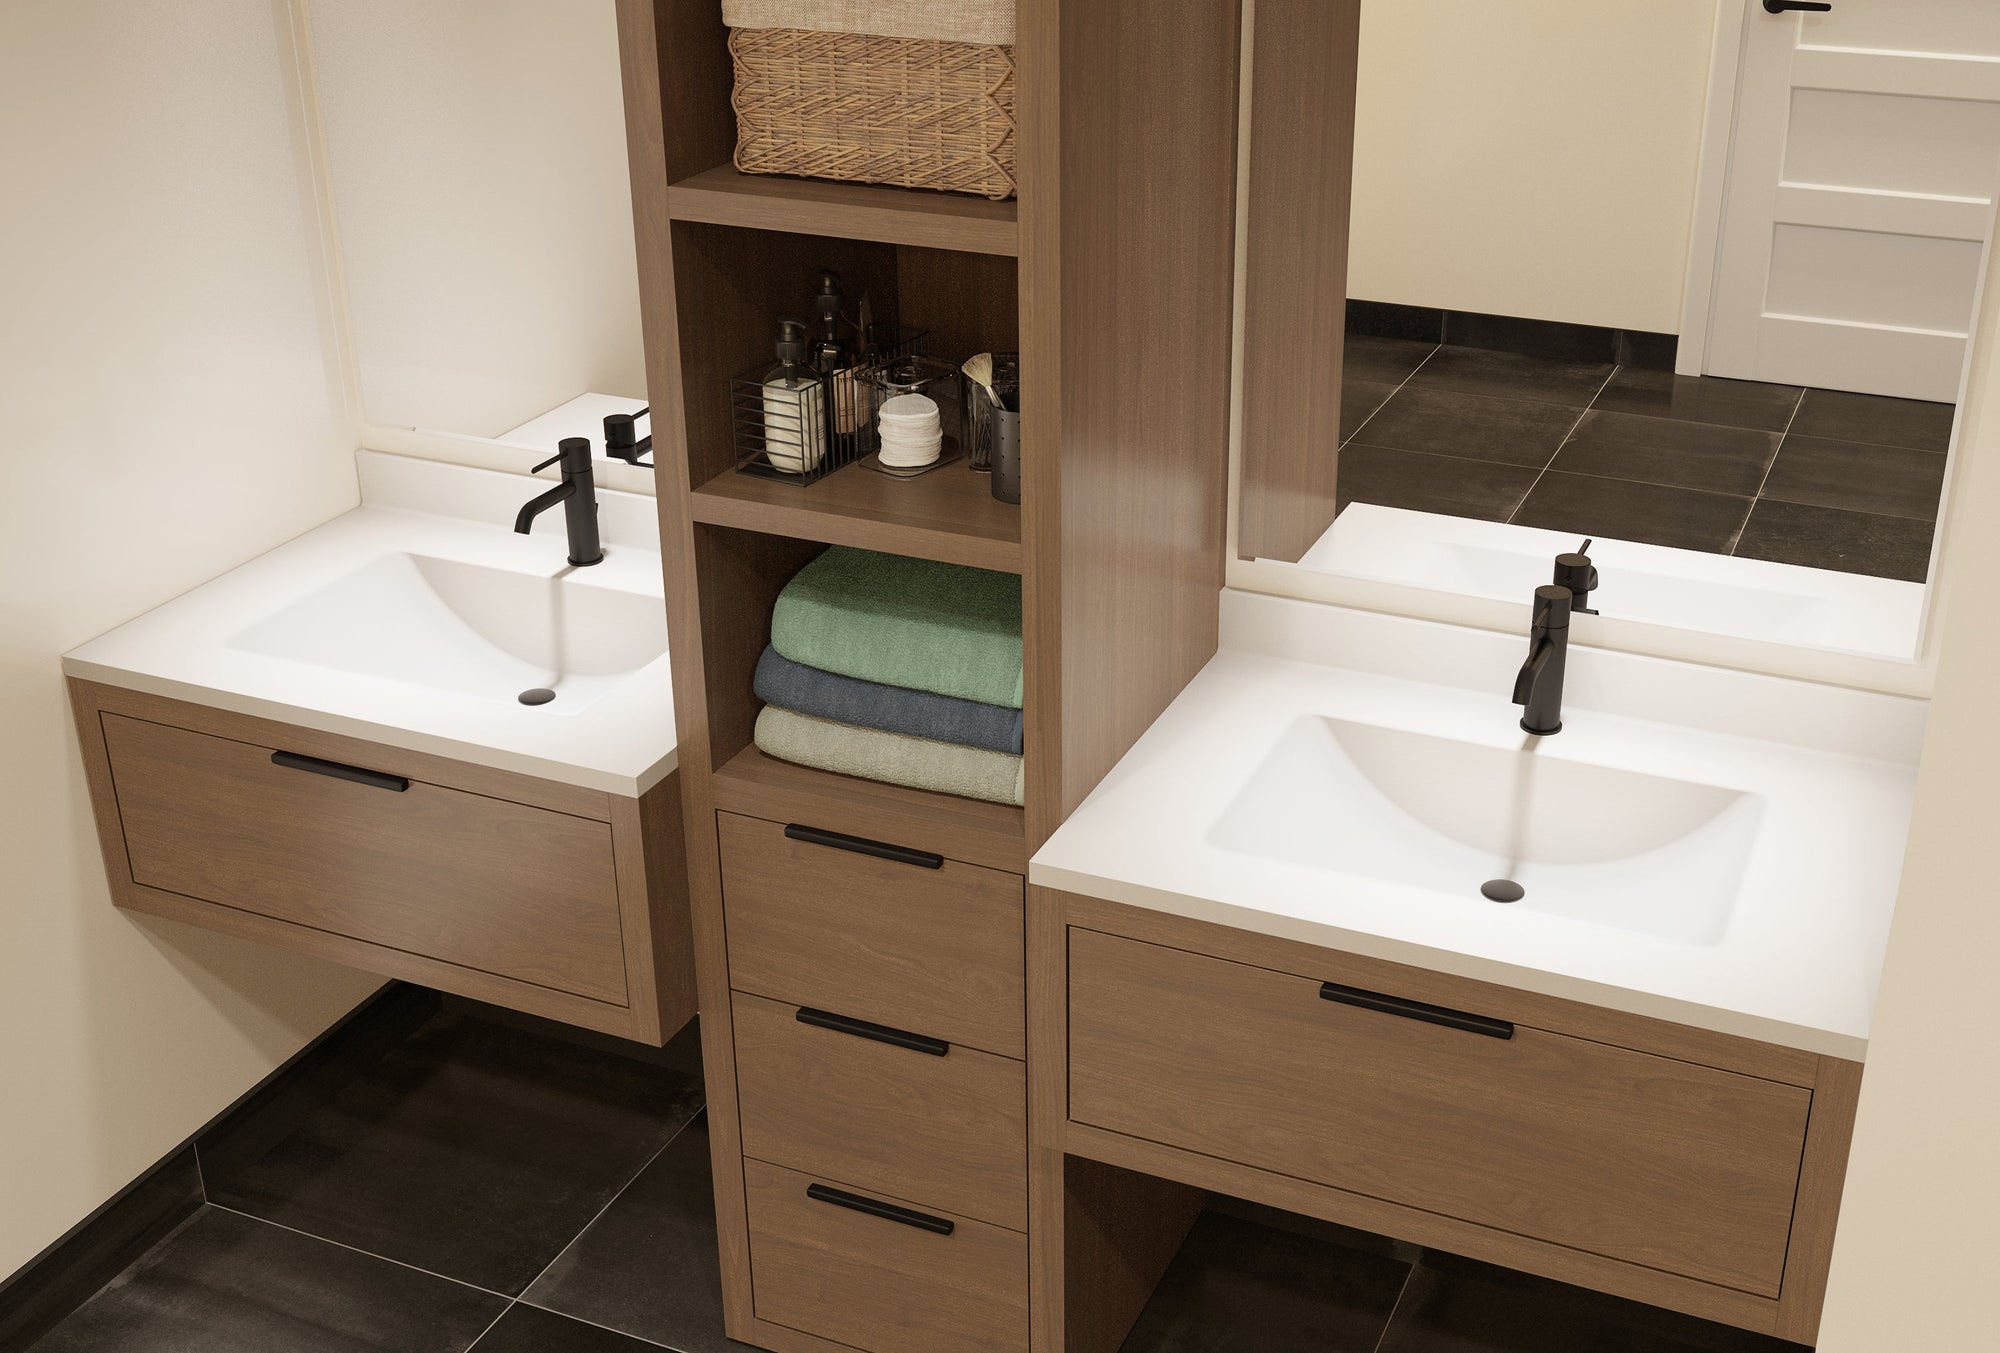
[1708, 0, 2000, 402]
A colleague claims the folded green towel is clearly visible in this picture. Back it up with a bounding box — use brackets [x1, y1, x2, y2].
[755, 705, 1025, 806]
[770, 546, 1023, 709]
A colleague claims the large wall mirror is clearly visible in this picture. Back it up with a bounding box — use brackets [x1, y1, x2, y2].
[306, 0, 650, 469]
[1234, 0, 1998, 668]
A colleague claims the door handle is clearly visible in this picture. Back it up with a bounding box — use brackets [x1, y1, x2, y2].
[805, 1183, 955, 1236]
[782, 822, 943, 870]
[271, 751, 409, 793]
[1319, 981, 1514, 1040]
[1763, 1, 1831, 12]
[795, 1006, 949, 1057]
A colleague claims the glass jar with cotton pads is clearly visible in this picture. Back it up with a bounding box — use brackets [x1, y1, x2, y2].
[865, 356, 965, 477]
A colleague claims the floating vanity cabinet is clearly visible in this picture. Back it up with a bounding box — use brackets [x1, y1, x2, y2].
[1052, 893, 1865, 1345]
[67, 679, 696, 1045]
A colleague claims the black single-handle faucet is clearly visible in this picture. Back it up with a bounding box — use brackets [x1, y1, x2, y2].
[1513, 584, 1572, 736]
[514, 437, 603, 566]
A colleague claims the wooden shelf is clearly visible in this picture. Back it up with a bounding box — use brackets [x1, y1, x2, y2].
[712, 745, 1026, 874]
[665, 165, 1019, 256]
[690, 456, 1022, 573]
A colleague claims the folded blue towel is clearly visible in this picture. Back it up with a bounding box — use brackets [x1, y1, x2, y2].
[755, 646, 1024, 755]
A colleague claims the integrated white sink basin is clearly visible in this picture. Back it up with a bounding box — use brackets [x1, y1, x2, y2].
[1210, 716, 1764, 946]
[64, 452, 677, 794]
[1032, 590, 1925, 1059]
[231, 552, 667, 714]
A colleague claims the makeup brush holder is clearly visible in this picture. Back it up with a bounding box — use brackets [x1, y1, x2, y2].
[964, 352, 1019, 473]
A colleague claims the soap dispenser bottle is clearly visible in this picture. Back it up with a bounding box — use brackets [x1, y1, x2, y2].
[761, 319, 824, 476]
[812, 270, 859, 440]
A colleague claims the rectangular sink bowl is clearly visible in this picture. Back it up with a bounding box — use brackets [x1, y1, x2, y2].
[229, 552, 666, 713]
[1207, 715, 1765, 946]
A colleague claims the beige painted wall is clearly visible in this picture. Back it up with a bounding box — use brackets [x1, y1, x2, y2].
[1813, 232, 2000, 1349]
[0, 0, 383, 1275]
[1349, 1, 1718, 334]
[309, 0, 646, 441]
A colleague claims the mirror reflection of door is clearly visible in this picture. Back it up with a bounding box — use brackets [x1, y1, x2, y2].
[1706, 2, 2000, 402]
[1237, 0, 1988, 662]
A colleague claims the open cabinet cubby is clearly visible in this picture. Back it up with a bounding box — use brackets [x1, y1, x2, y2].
[672, 221, 1023, 570]
[643, 1, 1020, 256]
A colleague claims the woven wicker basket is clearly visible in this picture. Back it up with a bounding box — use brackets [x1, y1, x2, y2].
[725, 5, 1017, 201]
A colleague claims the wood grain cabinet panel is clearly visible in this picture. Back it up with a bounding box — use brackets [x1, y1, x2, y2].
[744, 1157, 1028, 1353]
[734, 991, 1028, 1231]
[1067, 928, 1812, 1298]
[102, 712, 627, 1004]
[719, 812, 1025, 1057]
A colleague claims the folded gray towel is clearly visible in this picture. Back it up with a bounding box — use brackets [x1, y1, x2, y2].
[755, 646, 1024, 755]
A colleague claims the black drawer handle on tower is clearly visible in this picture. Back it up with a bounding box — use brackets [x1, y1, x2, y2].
[783, 823, 943, 870]
[796, 1006, 949, 1057]
[805, 1183, 955, 1236]
[271, 751, 410, 793]
[1318, 981, 1514, 1040]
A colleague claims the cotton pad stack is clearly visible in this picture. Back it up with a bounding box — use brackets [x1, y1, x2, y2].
[752, 546, 1025, 806]
[876, 393, 943, 468]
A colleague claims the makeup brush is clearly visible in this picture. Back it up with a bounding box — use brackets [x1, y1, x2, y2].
[961, 352, 1002, 407]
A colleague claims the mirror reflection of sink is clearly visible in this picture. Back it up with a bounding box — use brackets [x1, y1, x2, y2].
[1207, 715, 1765, 945]
[229, 552, 667, 713]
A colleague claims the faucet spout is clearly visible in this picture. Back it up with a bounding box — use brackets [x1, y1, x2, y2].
[513, 480, 574, 535]
[1514, 584, 1572, 736]
[513, 437, 603, 566]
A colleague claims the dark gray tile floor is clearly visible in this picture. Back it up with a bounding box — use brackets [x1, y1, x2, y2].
[1338, 338, 1952, 582]
[27, 998, 1809, 1353]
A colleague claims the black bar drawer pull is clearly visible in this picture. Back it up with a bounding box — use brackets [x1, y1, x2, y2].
[796, 1006, 949, 1057]
[783, 823, 943, 870]
[805, 1183, 954, 1236]
[1319, 981, 1514, 1040]
[271, 751, 409, 793]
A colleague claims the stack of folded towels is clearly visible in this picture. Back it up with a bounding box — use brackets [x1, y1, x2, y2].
[753, 545, 1025, 806]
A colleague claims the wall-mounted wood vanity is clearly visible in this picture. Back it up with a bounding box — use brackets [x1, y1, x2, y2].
[68, 679, 694, 1045]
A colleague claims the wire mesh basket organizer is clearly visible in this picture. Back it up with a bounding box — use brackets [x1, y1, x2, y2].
[731, 325, 927, 484]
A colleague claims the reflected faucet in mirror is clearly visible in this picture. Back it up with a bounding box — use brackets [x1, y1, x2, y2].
[514, 436, 604, 567]
[1556, 540, 1598, 615]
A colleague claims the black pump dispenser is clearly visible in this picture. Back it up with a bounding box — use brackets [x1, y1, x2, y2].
[812, 270, 850, 375]
[776, 318, 808, 365]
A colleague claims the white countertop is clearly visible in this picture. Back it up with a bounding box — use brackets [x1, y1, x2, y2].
[64, 451, 676, 796]
[1031, 590, 1926, 1060]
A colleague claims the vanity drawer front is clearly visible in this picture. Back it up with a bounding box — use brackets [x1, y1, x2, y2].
[103, 713, 627, 1004]
[1068, 929, 1811, 1297]
[745, 1157, 1028, 1353]
[734, 991, 1027, 1231]
[718, 812, 1024, 1058]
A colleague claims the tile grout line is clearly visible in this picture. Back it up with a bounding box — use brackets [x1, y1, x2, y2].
[1729, 383, 1810, 556]
[510, 1297, 692, 1352]
[203, 1202, 518, 1304]
[510, 1100, 708, 1308]
[460, 1300, 519, 1353]
[1504, 364, 1621, 526]
[1367, 1259, 1422, 1353]
[1341, 341, 1443, 451]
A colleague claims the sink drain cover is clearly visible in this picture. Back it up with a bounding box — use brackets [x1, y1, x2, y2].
[1481, 879, 1525, 903]
[518, 688, 556, 706]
